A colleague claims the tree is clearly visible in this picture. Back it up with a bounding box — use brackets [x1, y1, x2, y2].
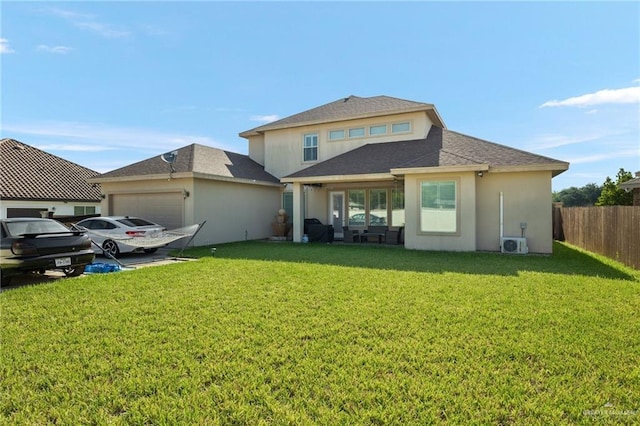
[552, 183, 602, 206]
[595, 168, 634, 206]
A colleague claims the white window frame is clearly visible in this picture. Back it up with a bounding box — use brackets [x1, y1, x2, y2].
[328, 129, 345, 141]
[391, 121, 411, 134]
[369, 124, 387, 136]
[419, 179, 459, 235]
[348, 127, 365, 138]
[303, 133, 318, 162]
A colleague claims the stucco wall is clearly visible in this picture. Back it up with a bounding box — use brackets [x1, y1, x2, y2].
[248, 134, 265, 166]
[403, 172, 477, 251]
[101, 176, 281, 247]
[250, 112, 433, 178]
[1, 200, 102, 219]
[302, 187, 329, 224]
[476, 171, 554, 254]
[193, 178, 281, 246]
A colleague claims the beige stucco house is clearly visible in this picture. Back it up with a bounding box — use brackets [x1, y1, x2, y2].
[240, 95, 569, 253]
[91, 95, 568, 253]
[89, 145, 282, 247]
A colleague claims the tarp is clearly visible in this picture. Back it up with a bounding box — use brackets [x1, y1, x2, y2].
[76, 224, 200, 248]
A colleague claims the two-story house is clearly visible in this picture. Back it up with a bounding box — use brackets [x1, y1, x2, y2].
[91, 95, 568, 253]
[240, 95, 568, 253]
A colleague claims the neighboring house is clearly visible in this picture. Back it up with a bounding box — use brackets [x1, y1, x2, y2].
[620, 171, 640, 206]
[240, 95, 569, 253]
[89, 144, 282, 246]
[0, 138, 102, 219]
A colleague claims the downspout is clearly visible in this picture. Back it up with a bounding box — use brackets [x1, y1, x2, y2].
[499, 192, 504, 250]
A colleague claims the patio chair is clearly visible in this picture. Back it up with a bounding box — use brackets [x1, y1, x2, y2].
[343, 226, 360, 243]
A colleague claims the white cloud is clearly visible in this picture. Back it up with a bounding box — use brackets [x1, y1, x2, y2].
[47, 8, 94, 21]
[74, 21, 131, 39]
[0, 38, 15, 54]
[35, 144, 111, 152]
[540, 86, 640, 108]
[250, 115, 280, 123]
[37, 45, 73, 54]
[568, 148, 639, 165]
[46, 7, 131, 39]
[2, 121, 233, 153]
[531, 133, 604, 150]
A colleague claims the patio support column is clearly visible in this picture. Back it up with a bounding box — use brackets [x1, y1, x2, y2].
[292, 182, 304, 243]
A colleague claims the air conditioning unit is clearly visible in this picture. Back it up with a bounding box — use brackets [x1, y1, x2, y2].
[501, 237, 528, 254]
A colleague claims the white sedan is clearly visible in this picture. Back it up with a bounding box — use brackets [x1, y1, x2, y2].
[75, 216, 166, 257]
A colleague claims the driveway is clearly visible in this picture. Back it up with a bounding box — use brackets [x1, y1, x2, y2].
[1, 248, 192, 291]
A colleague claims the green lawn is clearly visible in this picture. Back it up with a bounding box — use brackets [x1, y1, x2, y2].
[1, 242, 638, 425]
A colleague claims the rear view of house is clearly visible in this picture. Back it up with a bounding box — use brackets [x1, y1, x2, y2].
[240, 95, 569, 253]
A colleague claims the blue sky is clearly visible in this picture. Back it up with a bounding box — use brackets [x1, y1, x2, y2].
[1, 1, 638, 191]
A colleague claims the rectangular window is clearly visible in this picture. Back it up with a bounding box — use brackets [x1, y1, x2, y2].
[329, 129, 345, 140]
[391, 188, 405, 227]
[392, 122, 411, 133]
[348, 127, 365, 138]
[348, 190, 366, 226]
[74, 206, 96, 216]
[282, 192, 293, 223]
[420, 181, 457, 233]
[369, 124, 387, 135]
[303, 133, 318, 162]
[369, 189, 388, 225]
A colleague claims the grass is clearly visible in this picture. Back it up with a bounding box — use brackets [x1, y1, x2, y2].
[1, 241, 639, 425]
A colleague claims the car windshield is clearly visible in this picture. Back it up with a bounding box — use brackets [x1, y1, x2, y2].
[6, 220, 70, 237]
[117, 218, 156, 227]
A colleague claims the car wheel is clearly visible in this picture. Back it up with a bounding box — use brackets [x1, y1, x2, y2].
[102, 240, 120, 257]
[63, 264, 86, 277]
[143, 248, 158, 254]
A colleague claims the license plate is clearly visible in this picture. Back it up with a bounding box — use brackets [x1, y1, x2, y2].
[55, 257, 72, 267]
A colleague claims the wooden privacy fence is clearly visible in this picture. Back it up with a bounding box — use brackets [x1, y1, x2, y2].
[553, 205, 640, 270]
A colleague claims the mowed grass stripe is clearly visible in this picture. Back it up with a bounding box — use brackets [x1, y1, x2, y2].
[1, 242, 638, 424]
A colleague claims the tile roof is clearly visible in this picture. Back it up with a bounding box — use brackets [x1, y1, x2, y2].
[284, 127, 568, 179]
[0, 138, 102, 202]
[240, 95, 444, 136]
[95, 143, 280, 184]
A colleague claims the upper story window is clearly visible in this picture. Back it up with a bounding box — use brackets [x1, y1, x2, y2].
[369, 124, 387, 135]
[392, 122, 411, 133]
[328, 130, 345, 141]
[303, 133, 318, 162]
[348, 127, 365, 138]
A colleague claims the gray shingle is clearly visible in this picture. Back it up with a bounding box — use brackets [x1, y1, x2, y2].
[96, 144, 280, 184]
[0, 138, 102, 202]
[284, 127, 568, 179]
[241, 95, 443, 136]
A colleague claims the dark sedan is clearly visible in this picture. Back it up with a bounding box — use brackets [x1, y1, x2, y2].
[0, 218, 95, 285]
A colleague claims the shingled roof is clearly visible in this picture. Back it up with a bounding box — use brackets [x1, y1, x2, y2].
[94, 143, 280, 185]
[284, 127, 568, 180]
[240, 95, 445, 137]
[0, 138, 102, 202]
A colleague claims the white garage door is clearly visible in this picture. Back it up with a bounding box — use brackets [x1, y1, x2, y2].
[110, 192, 184, 231]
